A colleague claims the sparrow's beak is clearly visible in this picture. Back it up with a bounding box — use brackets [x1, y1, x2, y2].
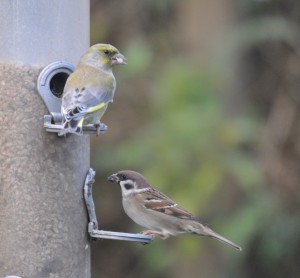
[112, 53, 127, 65]
[107, 173, 119, 183]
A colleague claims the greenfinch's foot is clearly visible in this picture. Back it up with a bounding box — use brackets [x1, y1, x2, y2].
[94, 123, 101, 136]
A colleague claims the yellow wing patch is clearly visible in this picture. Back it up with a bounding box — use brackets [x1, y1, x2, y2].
[86, 102, 106, 113]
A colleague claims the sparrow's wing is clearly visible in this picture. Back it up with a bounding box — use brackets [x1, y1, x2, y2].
[143, 189, 193, 220]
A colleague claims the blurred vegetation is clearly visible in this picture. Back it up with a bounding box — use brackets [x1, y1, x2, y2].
[89, 0, 300, 277]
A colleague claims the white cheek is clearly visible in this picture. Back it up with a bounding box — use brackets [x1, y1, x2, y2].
[119, 180, 136, 197]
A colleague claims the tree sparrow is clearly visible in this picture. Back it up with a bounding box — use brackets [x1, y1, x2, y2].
[108, 170, 242, 251]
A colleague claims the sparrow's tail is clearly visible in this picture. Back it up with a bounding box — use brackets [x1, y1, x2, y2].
[193, 223, 242, 251]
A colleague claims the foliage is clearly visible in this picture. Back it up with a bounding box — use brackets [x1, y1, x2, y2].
[90, 0, 300, 277]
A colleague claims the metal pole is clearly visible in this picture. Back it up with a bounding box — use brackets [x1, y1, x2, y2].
[0, 1, 91, 277]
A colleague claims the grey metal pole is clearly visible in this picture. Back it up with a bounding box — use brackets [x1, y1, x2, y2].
[0, 1, 91, 277]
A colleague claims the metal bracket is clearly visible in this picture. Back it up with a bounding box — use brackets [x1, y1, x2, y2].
[84, 168, 154, 244]
[37, 61, 108, 135]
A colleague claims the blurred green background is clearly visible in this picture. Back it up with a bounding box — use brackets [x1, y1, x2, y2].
[89, 0, 300, 277]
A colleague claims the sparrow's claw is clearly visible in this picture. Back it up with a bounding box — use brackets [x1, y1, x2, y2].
[140, 230, 164, 237]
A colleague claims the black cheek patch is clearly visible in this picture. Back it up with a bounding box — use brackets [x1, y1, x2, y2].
[124, 183, 134, 190]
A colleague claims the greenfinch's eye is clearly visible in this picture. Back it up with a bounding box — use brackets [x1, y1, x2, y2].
[104, 50, 110, 55]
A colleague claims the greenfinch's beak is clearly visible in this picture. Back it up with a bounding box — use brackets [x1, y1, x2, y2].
[112, 53, 127, 65]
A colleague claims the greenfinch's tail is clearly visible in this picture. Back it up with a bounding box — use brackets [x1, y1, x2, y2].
[59, 107, 85, 136]
[58, 118, 83, 136]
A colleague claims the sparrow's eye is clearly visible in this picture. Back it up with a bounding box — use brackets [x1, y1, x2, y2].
[104, 50, 110, 55]
[119, 174, 128, 180]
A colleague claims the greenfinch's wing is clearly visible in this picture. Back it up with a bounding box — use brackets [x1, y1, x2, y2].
[62, 87, 114, 120]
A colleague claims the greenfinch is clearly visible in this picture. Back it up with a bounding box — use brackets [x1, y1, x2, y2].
[59, 44, 126, 136]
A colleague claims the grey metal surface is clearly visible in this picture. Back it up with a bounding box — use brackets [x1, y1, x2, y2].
[0, 1, 91, 277]
[37, 61, 75, 114]
[84, 169, 99, 229]
[0, 1, 89, 65]
[89, 229, 154, 244]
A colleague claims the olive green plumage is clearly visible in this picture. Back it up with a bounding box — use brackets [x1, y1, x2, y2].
[60, 44, 126, 135]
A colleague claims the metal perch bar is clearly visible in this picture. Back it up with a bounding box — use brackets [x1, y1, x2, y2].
[44, 114, 108, 135]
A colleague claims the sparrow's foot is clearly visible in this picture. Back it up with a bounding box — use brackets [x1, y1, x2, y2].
[140, 230, 164, 237]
